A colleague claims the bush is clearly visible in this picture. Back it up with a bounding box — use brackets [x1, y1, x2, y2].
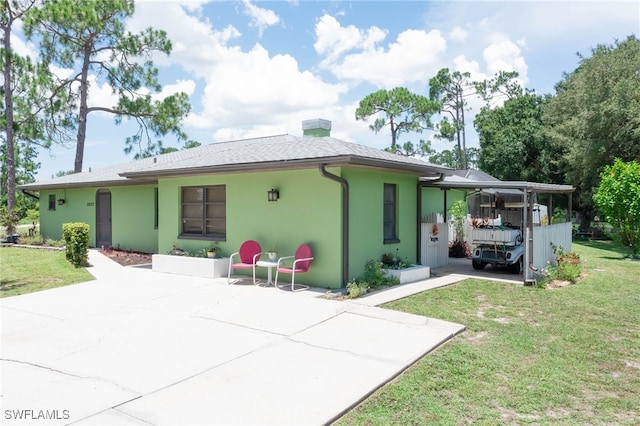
[593, 159, 640, 258]
[0, 206, 20, 238]
[547, 260, 582, 284]
[346, 280, 369, 299]
[449, 240, 471, 258]
[62, 222, 90, 267]
[363, 259, 400, 288]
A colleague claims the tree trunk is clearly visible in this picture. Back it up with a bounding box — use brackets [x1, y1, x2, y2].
[74, 42, 92, 173]
[461, 95, 467, 170]
[3, 20, 17, 213]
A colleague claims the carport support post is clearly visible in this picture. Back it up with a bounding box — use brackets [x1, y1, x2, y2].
[523, 190, 530, 284]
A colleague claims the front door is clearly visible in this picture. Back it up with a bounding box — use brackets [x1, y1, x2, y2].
[96, 190, 112, 249]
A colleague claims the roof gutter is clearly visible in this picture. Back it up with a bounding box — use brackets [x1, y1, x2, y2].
[319, 164, 349, 288]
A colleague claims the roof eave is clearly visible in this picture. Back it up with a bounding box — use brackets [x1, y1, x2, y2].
[424, 179, 575, 193]
[120, 155, 448, 179]
[17, 178, 158, 191]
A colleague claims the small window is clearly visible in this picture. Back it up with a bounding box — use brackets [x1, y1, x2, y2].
[180, 185, 226, 239]
[48, 194, 56, 211]
[383, 183, 399, 243]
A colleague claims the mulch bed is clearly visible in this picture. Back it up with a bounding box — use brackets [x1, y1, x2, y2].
[100, 248, 153, 266]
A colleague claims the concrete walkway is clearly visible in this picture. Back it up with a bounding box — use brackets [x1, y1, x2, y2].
[1, 250, 466, 425]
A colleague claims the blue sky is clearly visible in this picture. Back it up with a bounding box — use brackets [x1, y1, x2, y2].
[25, 0, 640, 179]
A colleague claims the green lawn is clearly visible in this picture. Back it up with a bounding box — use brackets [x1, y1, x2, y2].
[336, 240, 640, 425]
[0, 247, 94, 298]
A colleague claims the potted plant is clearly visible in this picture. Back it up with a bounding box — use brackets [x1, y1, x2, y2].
[206, 242, 220, 258]
[171, 244, 185, 256]
[266, 246, 278, 261]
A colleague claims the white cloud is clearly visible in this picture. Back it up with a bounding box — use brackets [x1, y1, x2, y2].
[313, 14, 387, 63]
[315, 14, 448, 88]
[191, 43, 347, 130]
[448, 26, 467, 43]
[483, 35, 528, 85]
[241, 0, 280, 37]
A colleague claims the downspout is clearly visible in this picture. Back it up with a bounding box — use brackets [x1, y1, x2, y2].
[319, 164, 349, 287]
[417, 173, 446, 265]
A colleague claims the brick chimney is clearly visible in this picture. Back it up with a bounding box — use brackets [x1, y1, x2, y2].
[302, 118, 331, 137]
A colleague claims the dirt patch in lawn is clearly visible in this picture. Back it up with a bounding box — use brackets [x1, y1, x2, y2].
[100, 249, 153, 266]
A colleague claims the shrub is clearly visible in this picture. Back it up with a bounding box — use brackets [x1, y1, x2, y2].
[547, 260, 582, 284]
[62, 222, 90, 267]
[0, 206, 20, 238]
[346, 280, 369, 298]
[449, 240, 471, 258]
[593, 158, 640, 258]
[363, 259, 400, 288]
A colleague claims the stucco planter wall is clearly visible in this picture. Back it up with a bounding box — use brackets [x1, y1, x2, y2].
[152, 254, 230, 279]
[385, 265, 431, 284]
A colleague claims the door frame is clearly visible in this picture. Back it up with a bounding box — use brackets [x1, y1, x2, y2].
[96, 189, 112, 249]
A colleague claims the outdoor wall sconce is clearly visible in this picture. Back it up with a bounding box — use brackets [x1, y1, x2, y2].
[57, 198, 66, 205]
[267, 188, 280, 202]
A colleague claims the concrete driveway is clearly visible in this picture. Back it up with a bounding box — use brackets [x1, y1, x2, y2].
[1, 250, 464, 425]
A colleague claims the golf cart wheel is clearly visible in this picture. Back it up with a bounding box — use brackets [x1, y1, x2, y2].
[472, 260, 486, 270]
[507, 259, 521, 274]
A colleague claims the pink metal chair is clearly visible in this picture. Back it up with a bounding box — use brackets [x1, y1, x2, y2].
[227, 240, 262, 284]
[275, 244, 313, 291]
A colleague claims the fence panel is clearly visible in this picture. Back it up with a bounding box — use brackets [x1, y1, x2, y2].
[421, 223, 449, 268]
[532, 222, 572, 269]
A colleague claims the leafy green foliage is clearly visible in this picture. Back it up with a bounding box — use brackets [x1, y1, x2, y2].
[363, 259, 400, 287]
[347, 259, 401, 298]
[62, 222, 90, 267]
[475, 93, 563, 183]
[593, 159, 640, 257]
[346, 281, 369, 299]
[2, 0, 71, 212]
[428, 68, 474, 169]
[355, 87, 439, 151]
[546, 260, 582, 284]
[544, 36, 640, 223]
[449, 199, 466, 241]
[0, 206, 20, 236]
[24, 0, 192, 172]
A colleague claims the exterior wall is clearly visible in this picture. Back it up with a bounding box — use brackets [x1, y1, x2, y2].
[39, 188, 98, 244]
[39, 185, 158, 253]
[421, 187, 467, 220]
[109, 185, 158, 253]
[157, 168, 343, 288]
[345, 169, 418, 280]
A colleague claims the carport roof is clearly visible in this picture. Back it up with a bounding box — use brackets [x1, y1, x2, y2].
[19, 134, 451, 190]
[421, 175, 574, 193]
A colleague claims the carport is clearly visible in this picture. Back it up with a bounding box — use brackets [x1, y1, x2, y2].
[419, 177, 575, 285]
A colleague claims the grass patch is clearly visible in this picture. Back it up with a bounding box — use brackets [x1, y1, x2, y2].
[0, 247, 94, 298]
[336, 240, 640, 425]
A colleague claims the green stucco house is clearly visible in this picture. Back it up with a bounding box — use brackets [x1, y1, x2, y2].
[19, 119, 453, 289]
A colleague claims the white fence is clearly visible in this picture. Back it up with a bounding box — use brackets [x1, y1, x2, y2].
[532, 222, 572, 269]
[420, 222, 449, 268]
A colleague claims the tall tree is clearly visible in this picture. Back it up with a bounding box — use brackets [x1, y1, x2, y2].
[2, 0, 69, 217]
[2, 0, 34, 214]
[593, 159, 640, 258]
[355, 87, 439, 152]
[544, 35, 640, 224]
[474, 93, 563, 183]
[25, 0, 191, 173]
[428, 68, 475, 170]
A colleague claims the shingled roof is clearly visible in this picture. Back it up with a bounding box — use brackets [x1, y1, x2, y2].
[19, 134, 451, 190]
